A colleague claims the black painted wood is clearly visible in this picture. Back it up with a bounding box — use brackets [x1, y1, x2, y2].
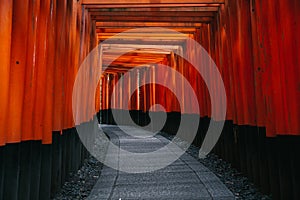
[29, 141, 42, 200]
[18, 141, 32, 200]
[3, 143, 20, 200]
[238, 126, 248, 175]
[266, 138, 280, 200]
[278, 136, 293, 200]
[291, 137, 300, 200]
[65, 131, 72, 181]
[0, 147, 4, 200]
[258, 128, 270, 194]
[39, 144, 52, 200]
[70, 130, 76, 173]
[51, 132, 62, 198]
[61, 131, 67, 185]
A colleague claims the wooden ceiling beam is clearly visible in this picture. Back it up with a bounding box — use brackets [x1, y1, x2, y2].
[87, 7, 219, 12]
[82, 0, 224, 4]
[98, 39, 185, 45]
[103, 53, 167, 61]
[96, 22, 203, 28]
[97, 37, 188, 43]
[98, 33, 190, 37]
[85, 4, 221, 8]
[103, 55, 167, 62]
[97, 28, 197, 34]
[104, 62, 165, 68]
[103, 68, 131, 73]
[90, 11, 215, 17]
[92, 16, 213, 23]
[103, 50, 171, 55]
[101, 43, 181, 50]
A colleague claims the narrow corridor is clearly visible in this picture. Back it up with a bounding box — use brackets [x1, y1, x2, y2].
[87, 125, 234, 200]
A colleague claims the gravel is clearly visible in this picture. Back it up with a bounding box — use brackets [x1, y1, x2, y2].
[53, 130, 272, 200]
[52, 156, 103, 200]
[158, 132, 272, 200]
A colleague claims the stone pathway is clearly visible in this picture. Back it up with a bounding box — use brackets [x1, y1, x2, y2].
[87, 125, 234, 200]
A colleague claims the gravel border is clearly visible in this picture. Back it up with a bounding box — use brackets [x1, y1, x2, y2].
[52, 156, 103, 200]
[158, 132, 272, 200]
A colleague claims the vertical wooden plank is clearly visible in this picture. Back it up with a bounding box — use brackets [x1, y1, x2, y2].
[250, 0, 266, 128]
[52, 0, 67, 131]
[43, 0, 57, 144]
[29, 141, 42, 200]
[0, 0, 13, 146]
[277, 0, 300, 135]
[257, 1, 281, 137]
[34, 0, 51, 142]
[95, 78, 101, 114]
[39, 144, 52, 200]
[226, 0, 243, 126]
[7, 0, 30, 143]
[199, 25, 210, 118]
[0, 147, 4, 199]
[18, 142, 32, 200]
[3, 144, 20, 200]
[22, 0, 41, 141]
[216, 5, 233, 122]
[62, 0, 73, 130]
[50, 132, 62, 198]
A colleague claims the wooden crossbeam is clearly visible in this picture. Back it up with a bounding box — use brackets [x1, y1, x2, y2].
[103, 49, 171, 55]
[103, 68, 133, 73]
[98, 37, 188, 44]
[98, 33, 190, 38]
[96, 22, 203, 27]
[97, 28, 198, 34]
[82, 0, 224, 5]
[88, 7, 219, 12]
[92, 16, 213, 23]
[82, 0, 224, 4]
[103, 54, 167, 60]
[104, 61, 165, 68]
[85, 4, 221, 8]
[98, 39, 185, 45]
[103, 54, 167, 64]
[90, 11, 215, 17]
[101, 43, 181, 50]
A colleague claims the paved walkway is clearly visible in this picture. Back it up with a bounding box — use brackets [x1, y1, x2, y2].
[88, 125, 234, 200]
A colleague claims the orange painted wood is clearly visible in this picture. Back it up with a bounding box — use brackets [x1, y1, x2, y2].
[122, 72, 130, 110]
[213, 9, 232, 120]
[226, 0, 256, 126]
[42, 0, 57, 144]
[249, 0, 266, 128]
[102, 75, 108, 110]
[52, 0, 67, 131]
[92, 16, 213, 23]
[199, 25, 210, 117]
[96, 28, 197, 34]
[33, 0, 51, 142]
[95, 79, 101, 112]
[96, 22, 203, 28]
[7, 0, 30, 143]
[254, 1, 284, 136]
[88, 7, 219, 12]
[91, 11, 215, 17]
[276, 0, 299, 135]
[82, 0, 224, 5]
[0, 0, 13, 146]
[62, 0, 78, 129]
[22, 0, 41, 141]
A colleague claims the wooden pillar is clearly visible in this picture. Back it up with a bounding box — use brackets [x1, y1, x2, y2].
[0, 0, 13, 146]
